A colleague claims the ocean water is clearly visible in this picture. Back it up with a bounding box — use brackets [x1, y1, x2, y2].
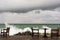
[0, 24, 60, 29]
[0, 24, 60, 36]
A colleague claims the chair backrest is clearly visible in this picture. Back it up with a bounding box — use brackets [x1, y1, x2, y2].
[51, 29, 59, 37]
[31, 27, 39, 37]
[59, 29, 60, 35]
[1, 27, 10, 37]
[6, 27, 10, 33]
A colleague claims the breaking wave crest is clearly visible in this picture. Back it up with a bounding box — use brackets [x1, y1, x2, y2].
[4, 23, 51, 36]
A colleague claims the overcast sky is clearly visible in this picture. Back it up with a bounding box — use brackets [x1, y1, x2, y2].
[0, 0, 60, 24]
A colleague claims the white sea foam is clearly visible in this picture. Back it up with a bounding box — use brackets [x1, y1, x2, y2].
[4, 22, 51, 36]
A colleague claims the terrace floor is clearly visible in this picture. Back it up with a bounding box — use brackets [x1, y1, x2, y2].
[0, 35, 60, 40]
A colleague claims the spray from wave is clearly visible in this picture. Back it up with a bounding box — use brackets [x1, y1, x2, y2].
[4, 22, 51, 36]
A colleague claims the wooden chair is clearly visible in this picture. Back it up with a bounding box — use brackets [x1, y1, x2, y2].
[1, 27, 10, 37]
[58, 29, 60, 36]
[51, 29, 59, 38]
[31, 27, 39, 37]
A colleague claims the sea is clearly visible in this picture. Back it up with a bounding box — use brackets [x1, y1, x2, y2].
[0, 24, 60, 29]
[0, 24, 60, 36]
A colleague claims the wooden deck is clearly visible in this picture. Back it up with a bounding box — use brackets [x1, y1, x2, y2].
[0, 35, 60, 40]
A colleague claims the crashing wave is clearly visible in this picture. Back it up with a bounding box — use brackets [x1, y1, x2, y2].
[4, 22, 51, 36]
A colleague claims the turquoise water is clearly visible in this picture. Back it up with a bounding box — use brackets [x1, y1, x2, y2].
[0, 24, 5, 28]
[0, 24, 60, 29]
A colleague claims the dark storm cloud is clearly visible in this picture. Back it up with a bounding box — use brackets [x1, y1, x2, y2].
[0, 4, 60, 13]
[0, 0, 60, 13]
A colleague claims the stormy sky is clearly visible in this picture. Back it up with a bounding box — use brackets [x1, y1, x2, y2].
[0, 0, 60, 24]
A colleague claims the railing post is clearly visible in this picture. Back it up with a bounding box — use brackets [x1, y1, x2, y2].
[43, 28, 47, 38]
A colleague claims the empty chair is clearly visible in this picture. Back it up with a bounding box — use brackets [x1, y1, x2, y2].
[51, 29, 59, 38]
[1, 27, 10, 37]
[56, 28, 60, 37]
[31, 27, 39, 37]
[58, 29, 60, 37]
